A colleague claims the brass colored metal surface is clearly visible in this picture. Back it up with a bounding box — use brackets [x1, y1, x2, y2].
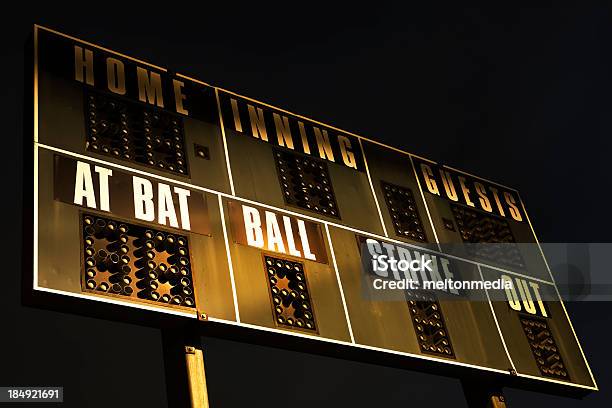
[38, 31, 232, 194]
[480, 266, 594, 386]
[361, 140, 436, 245]
[413, 158, 550, 281]
[185, 346, 209, 408]
[224, 119, 385, 235]
[490, 395, 507, 408]
[223, 197, 351, 340]
[29, 24, 597, 395]
[333, 226, 513, 369]
[37, 148, 237, 321]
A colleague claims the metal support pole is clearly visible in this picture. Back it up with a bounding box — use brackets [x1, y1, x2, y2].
[184, 345, 210, 408]
[162, 329, 210, 408]
[461, 379, 507, 408]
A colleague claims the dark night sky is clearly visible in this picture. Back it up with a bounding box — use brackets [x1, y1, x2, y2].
[1, 5, 611, 407]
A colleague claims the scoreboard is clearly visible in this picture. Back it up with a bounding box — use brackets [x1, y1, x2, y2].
[26, 25, 597, 398]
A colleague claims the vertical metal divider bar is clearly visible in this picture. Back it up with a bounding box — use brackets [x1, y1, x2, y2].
[33, 26, 39, 288]
[217, 194, 241, 322]
[324, 223, 356, 344]
[476, 264, 517, 373]
[408, 155, 442, 251]
[33, 26, 39, 143]
[358, 138, 388, 237]
[33, 145, 39, 288]
[518, 197, 598, 389]
[214, 88, 236, 196]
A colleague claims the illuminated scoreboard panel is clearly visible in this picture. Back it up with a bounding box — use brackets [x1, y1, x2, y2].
[30, 25, 596, 394]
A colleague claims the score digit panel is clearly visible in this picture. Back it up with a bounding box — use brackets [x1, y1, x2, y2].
[28, 25, 596, 396]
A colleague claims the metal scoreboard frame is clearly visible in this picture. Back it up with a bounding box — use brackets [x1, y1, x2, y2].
[25, 24, 597, 400]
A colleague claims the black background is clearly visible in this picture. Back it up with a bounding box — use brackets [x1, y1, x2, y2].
[2, 5, 611, 407]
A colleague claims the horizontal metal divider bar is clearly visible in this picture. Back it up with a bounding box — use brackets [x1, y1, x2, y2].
[35, 142, 555, 286]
